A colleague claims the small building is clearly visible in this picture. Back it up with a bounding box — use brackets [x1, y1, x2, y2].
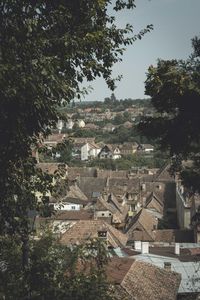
[59, 219, 128, 248]
[125, 208, 160, 242]
[119, 142, 138, 156]
[138, 144, 154, 153]
[98, 144, 121, 160]
[81, 142, 101, 161]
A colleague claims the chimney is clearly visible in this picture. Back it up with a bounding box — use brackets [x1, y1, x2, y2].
[142, 197, 146, 207]
[164, 262, 171, 271]
[141, 242, 149, 254]
[134, 241, 142, 251]
[175, 243, 180, 255]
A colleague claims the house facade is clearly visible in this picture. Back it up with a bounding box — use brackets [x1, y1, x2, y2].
[98, 145, 121, 160]
[81, 142, 101, 161]
[176, 185, 191, 229]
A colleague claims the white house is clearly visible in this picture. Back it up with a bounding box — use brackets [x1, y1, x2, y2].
[77, 119, 85, 128]
[176, 184, 191, 229]
[57, 119, 64, 133]
[98, 145, 121, 160]
[138, 144, 154, 153]
[66, 119, 74, 129]
[81, 142, 101, 161]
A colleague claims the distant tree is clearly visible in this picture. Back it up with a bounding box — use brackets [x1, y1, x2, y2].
[123, 111, 132, 121]
[57, 140, 73, 163]
[138, 36, 200, 191]
[110, 93, 118, 103]
[113, 114, 125, 125]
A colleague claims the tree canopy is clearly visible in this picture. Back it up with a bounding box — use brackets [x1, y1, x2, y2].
[138, 36, 200, 191]
[0, 234, 114, 300]
[0, 0, 152, 235]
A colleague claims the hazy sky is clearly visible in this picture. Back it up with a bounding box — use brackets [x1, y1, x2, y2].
[81, 0, 200, 102]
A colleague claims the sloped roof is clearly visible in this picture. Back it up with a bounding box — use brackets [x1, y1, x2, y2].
[59, 220, 128, 248]
[68, 167, 97, 178]
[108, 178, 140, 193]
[106, 257, 181, 300]
[96, 169, 128, 178]
[66, 185, 88, 201]
[53, 210, 93, 221]
[50, 183, 89, 205]
[121, 260, 181, 300]
[155, 163, 175, 182]
[87, 142, 101, 150]
[145, 192, 164, 214]
[95, 195, 128, 224]
[84, 123, 99, 130]
[127, 229, 155, 242]
[101, 144, 120, 153]
[119, 142, 138, 151]
[78, 177, 107, 200]
[125, 208, 158, 241]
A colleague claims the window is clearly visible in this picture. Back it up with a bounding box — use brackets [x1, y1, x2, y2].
[71, 206, 76, 210]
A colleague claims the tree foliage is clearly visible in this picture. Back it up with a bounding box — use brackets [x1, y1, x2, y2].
[138, 36, 200, 191]
[0, 235, 114, 300]
[0, 0, 152, 234]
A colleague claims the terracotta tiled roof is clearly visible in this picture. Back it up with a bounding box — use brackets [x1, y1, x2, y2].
[53, 210, 93, 221]
[94, 195, 128, 224]
[126, 229, 154, 242]
[155, 163, 175, 182]
[96, 169, 128, 178]
[68, 167, 97, 178]
[50, 183, 89, 205]
[148, 246, 200, 262]
[125, 208, 158, 241]
[66, 185, 88, 201]
[106, 257, 181, 300]
[121, 260, 181, 300]
[145, 192, 164, 214]
[59, 220, 128, 248]
[106, 257, 133, 284]
[87, 142, 101, 149]
[78, 177, 107, 200]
